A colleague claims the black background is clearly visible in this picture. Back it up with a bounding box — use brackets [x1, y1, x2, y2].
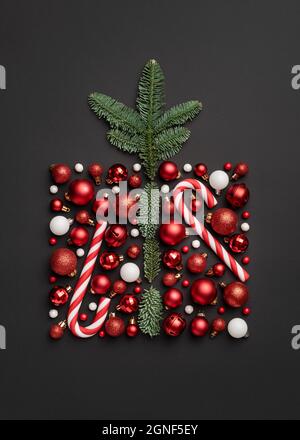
[0, 0, 300, 420]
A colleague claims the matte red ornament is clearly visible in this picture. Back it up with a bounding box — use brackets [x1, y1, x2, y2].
[75, 210, 95, 226]
[88, 163, 103, 185]
[116, 295, 139, 314]
[99, 251, 123, 270]
[127, 244, 141, 259]
[128, 174, 142, 188]
[223, 162, 232, 171]
[49, 237, 57, 246]
[91, 274, 111, 294]
[186, 253, 207, 274]
[162, 272, 181, 287]
[50, 164, 71, 184]
[221, 281, 249, 308]
[105, 313, 125, 337]
[163, 288, 183, 309]
[242, 307, 251, 316]
[112, 279, 127, 295]
[190, 313, 209, 337]
[159, 222, 186, 246]
[159, 161, 180, 181]
[65, 179, 95, 206]
[190, 278, 217, 305]
[50, 248, 77, 277]
[68, 226, 89, 247]
[163, 313, 186, 336]
[126, 317, 139, 337]
[105, 224, 128, 248]
[106, 164, 128, 184]
[242, 211, 250, 219]
[49, 320, 67, 340]
[226, 233, 249, 253]
[50, 285, 72, 306]
[242, 256, 250, 265]
[232, 162, 249, 180]
[206, 208, 238, 236]
[79, 313, 88, 322]
[163, 249, 183, 270]
[226, 183, 249, 209]
[211, 318, 226, 338]
[206, 263, 226, 277]
[50, 198, 70, 213]
[194, 163, 208, 180]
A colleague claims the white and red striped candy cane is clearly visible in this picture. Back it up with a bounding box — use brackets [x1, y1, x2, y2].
[173, 179, 250, 282]
[67, 221, 111, 338]
[177, 178, 218, 209]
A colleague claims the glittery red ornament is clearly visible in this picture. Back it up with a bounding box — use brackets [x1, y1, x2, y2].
[91, 274, 111, 294]
[159, 161, 180, 181]
[127, 244, 141, 259]
[105, 224, 128, 248]
[163, 288, 183, 309]
[50, 198, 70, 213]
[68, 226, 89, 246]
[222, 281, 249, 308]
[88, 163, 103, 185]
[206, 263, 226, 277]
[159, 222, 186, 246]
[194, 163, 208, 180]
[128, 174, 142, 188]
[99, 251, 123, 270]
[163, 249, 182, 270]
[106, 164, 128, 184]
[50, 164, 71, 184]
[49, 320, 67, 340]
[75, 210, 95, 226]
[126, 317, 139, 337]
[50, 248, 77, 276]
[105, 313, 125, 337]
[207, 208, 238, 236]
[232, 162, 249, 180]
[50, 285, 72, 306]
[116, 295, 139, 313]
[112, 279, 127, 295]
[210, 318, 226, 338]
[226, 183, 249, 209]
[65, 179, 95, 206]
[163, 313, 186, 336]
[190, 313, 209, 337]
[226, 233, 249, 253]
[186, 253, 207, 274]
[162, 272, 181, 287]
[190, 278, 217, 305]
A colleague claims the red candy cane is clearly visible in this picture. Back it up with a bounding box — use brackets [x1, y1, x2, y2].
[173, 179, 250, 282]
[67, 221, 111, 338]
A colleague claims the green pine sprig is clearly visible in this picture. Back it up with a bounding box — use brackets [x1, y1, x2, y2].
[143, 239, 161, 283]
[138, 287, 163, 337]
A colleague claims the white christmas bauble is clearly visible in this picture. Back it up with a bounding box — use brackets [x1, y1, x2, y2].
[185, 305, 194, 315]
[76, 248, 85, 257]
[241, 222, 250, 232]
[130, 228, 139, 238]
[183, 163, 192, 173]
[49, 185, 58, 194]
[133, 163, 141, 172]
[74, 163, 84, 173]
[49, 215, 70, 236]
[161, 184, 170, 194]
[209, 170, 229, 193]
[89, 302, 97, 311]
[120, 262, 140, 283]
[49, 309, 58, 319]
[227, 318, 248, 339]
[192, 239, 201, 249]
[112, 186, 120, 194]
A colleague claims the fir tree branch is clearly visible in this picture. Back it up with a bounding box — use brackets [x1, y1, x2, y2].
[155, 100, 202, 132]
[138, 182, 160, 238]
[143, 239, 161, 283]
[138, 286, 163, 337]
[155, 127, 191, 160]
[107, 129, 143, 153]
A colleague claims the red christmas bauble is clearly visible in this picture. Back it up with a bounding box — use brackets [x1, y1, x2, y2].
[190, 278, 217, 305]
[112, 279, 127, 295]
[99, 251, 122, 270]
[49, 321, 67, 340]
[194, 163, 208, 180]
[50, 285, 71, 306]
[88, 163, 103, 185]
[191, 198, 202, 213]
[75, 210, 94, 226]
[211, 318, 226, 337]
[186, 253, 207, 274]
[50, 248, 77, 276]
[133, 285, 142, 294]
[242, 256, 250, 265]
[208, 208, 238, 236]
[115, 194, 139, 220]
[206, 262, 226, 277]
[128, 174, 142, 188]
[116, 295, 139, 314]
[227, 233, 249, 253]
[50, 198, 70, 213]
[159, 161, 180, 181]
[163, 288, 183, 309]
[66, 179, 95, 206]
[49, 237, 57, 246]
[163, 313, 186, 336]
[106, 164, 128, 184]
[232, 162, 249, 180]
[91, 274, 111, 294]
[99, 330, 106, 338]
[226, 183, 249, 209]
[50, 164, 71, 184]
[105, 313, 125, 337]
[49, 275, 57, 283]
[162, 272, 181, 287]
[242, 307, 251, 316]
[127, 244, 141, 259]
[181, 245, 189, 254]
[242, 210, 250, 219]
[182, 279, 190, 288]
[163, 249, 182, 270]
[223, 162, 232, 171]
[223, 281, 249, 308]
[92, 196, 110, 216]
[126, 318, 139, 337]
[69, 226, 89, 246]
[105, 224, 128, 248]
[159, 222, 186, 246]
[79, 313, 88, 322]
[190, 313, 209, 337]
[218, 306, 225, 315]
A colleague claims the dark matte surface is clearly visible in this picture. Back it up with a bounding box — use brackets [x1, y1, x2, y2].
[0, 0, 300, 420]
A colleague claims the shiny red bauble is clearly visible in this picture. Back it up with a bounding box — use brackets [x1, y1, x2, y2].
[182, 279, 190, 288]
[211, 318, 226, 337]
[242, 256, 250, 265]
[222, 281, 249, 308]
[68, 226, 89, 246]
[88, 163, 103, 185]
[194, 163, 208, 180]
[116, 295, 139, 314]
[163, 288, 183, 309]
[207, 208, 238, 236]
[181, 245, 189, 254]
[98, 330, 106, 338]
[49, 237, 57, 246]
[128, 174, 142, 188]
[49, 275, 57, 283]
[223, 162, 232, 171]
[218, 306, 225, 315]
[50, 248, 77, 276]
[79, 313, 88, 322]
[50, 164, 71, 184]
[190, 278, 217, 305]
[242, 211, 250, 219]
[126, 318, 139, 337]
[133, 285, 142, 294]
[162, 272, 181, 287]
[242, 307, 251, 316]
[49, 321, 67, 340]
[127, 244, 141, 259]
[50, 285, 72, 306]
[99, 251, 122, 270]
[186, 253, 207, 274]
[105, 313, 125, 337]
[115, 194, 139, 220]
[91, 274, 111, 294]
[159, 161, 180, 181]
[227, 233, 249, 253]
[105, 224, 128, 248]
[75, 210, 94, 226]
[226, 183, 249, 209]
[159, 222, 186, 246]
[190, 313, 209, 337]
[106, 164, 128, 184]
[66, 179, 95, 206]
[232, 162, 249, 180]
[206, 263, 226, 277]
[112, 279, 127, 295]
[50, 198, 70, 213]
[163, 249, 182, 270]
[163, 313, 186, 336]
